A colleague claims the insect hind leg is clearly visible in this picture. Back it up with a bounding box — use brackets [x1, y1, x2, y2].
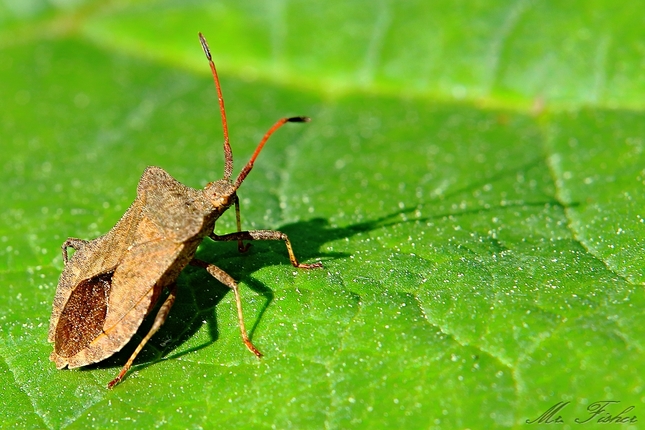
[107, 284, 177, 389]
[61, 238, 89, 264]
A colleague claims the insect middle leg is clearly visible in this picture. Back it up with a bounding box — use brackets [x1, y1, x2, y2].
[107, 284, 177, 389]
[189, 258, 263, 358]
[209, 230, 322, 269]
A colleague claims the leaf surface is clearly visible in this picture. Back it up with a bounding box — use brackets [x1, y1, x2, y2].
[1, 1, 643, 428]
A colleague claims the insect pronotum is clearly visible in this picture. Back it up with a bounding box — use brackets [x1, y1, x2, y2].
[48, 33, 322, 388]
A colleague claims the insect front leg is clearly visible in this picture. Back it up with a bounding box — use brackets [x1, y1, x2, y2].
[189, 258, 263, 358]
[209, 230, 323, 269]
[61, 238, 89, 264]
[233, 195, 250, 253]
[107, 284, 177, 389]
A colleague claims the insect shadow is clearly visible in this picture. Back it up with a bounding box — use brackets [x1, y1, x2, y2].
[89, 156, 578, 375]
[84, 217, 342, 374]
[87, 207, 425, 375]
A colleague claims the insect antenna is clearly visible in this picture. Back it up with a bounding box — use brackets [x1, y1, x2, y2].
[199, 32, 234, 181]
[233, 116, 310, 190]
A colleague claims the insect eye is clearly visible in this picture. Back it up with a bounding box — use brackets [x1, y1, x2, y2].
[212, 193, 229, 207]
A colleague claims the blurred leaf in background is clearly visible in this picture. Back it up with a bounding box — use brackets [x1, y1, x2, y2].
[1, 0, 645, 429]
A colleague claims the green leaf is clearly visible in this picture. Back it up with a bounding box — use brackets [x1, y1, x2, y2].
[1, 1, 643, 429]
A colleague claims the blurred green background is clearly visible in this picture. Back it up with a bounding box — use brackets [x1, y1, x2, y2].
[1, 1, 645, 428]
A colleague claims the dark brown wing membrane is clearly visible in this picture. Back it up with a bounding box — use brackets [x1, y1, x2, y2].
[55, 272, 113, 357]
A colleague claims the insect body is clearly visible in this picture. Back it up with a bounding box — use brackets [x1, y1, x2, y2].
[48, 33, 322, 388]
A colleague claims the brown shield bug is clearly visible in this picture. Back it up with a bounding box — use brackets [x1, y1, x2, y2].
[48, 33, 322, 388]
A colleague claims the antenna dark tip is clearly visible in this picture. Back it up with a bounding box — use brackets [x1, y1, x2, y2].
[287, 116, 311, 123]
[198, 32, 212, 61]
